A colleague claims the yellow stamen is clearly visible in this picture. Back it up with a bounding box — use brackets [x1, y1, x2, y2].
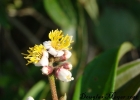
[21, 44, 46, 65]
[66, 75, 71, 80]
[49, 29, 73, 50]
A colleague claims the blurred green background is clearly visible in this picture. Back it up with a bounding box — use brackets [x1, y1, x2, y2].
[0, 0, 140, 100]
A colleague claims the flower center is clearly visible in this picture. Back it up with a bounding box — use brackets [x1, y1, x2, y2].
[66, 75, 71, 80]
[49, 29, 73, 50]
[22, 44, 46, 65]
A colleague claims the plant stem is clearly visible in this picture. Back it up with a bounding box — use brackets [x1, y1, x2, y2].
[48, 57, 58, 100]
[48, 74, 58, 100]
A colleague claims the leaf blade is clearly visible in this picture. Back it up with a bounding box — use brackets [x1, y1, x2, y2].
[23, 80, 46, 100]
[115, 59, 140, 90]
[80, 42, 133, 100]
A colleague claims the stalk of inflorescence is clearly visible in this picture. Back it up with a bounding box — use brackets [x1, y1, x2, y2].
[48, 74, 58, 100]
[48, 57, 58, 100]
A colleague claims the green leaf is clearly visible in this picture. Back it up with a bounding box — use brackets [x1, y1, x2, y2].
[43, 0, 76, 28]
[72, 76, 82, 100]
[23, 80, 46, 100]
[80, 42, 133, 100]
[117, 42, 134, 61]
[43, 0, 77, 42]
[79, 0, 99, 23]
[0, 76, 11, 87]
[0, 4, 10, 28]
[38, 83, 50, 100]
[115, 74, 140, 98]
[115, 59, 140, 90]
[95, 7, 138, 49]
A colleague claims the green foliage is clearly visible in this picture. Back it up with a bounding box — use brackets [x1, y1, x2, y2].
[43, 0, 77, 37]
[72, 76, 82, 100]
[73, 42, 139, 100]
[115, 59, 140, 90]
[81, 48, 118, 97]
[0, 1, 10, 28]
[115, 60, 140, 97]
[81, 42, 133, 99]
[95, 7, 138, 49]
[115, 74, 140, 98]
[23, 80, 48, 100]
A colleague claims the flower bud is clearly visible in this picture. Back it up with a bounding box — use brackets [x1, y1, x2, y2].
[26, 96, 34, 100]
[64, 50, 72, 59]
[55, 67, 74, 82]
[54, 50, 72, 62]
[41, 66, 53, 75]
[59, 62, 72, 70]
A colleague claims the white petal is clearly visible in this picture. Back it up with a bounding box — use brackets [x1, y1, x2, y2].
[48, 47, 64, 57]
[43, 50, 49, 57]
[41, 66, 48, 75]
[34, 51, 49, 67]
[56, 50, 64, 57]
[57, 68, 74, 82]
[26, 96, 34, 100]
[43, 41, 52, 49]
[41, 66, 53, 75]
[48, 47, 58, 56]
[39, 51, 49, 66]
[43, 41, 65, 57]
[64, 50, 72, 59]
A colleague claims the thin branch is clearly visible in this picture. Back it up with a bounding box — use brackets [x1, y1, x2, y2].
[17, 8, 58, 29]
[4, 29, 27, 73]
[8, 16, 40, 44]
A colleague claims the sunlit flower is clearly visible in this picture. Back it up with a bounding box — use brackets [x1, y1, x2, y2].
[55, 67, 74, 82]
[22, 44, 49, 66]
[41, 66, 53, 75]
[43, 29, 73, 57]
[26, 96, 34, 100]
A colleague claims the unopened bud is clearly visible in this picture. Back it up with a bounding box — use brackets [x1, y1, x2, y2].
[41, 66, 53, 75]
[64, 50, 72, 59]
[59, 62, 72, 70]
[55, 67, 74, 82]
[54, 50, 72, 62]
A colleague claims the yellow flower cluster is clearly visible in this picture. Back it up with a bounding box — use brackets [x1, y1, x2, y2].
[22, 29, 73, 65]
[22, 44, 46, 65]
[49, 29, 73, 50]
